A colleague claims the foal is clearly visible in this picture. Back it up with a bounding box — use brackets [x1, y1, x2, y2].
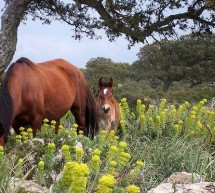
[95, 78, 120, 132]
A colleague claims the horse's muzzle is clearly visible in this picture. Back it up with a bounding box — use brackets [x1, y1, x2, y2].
[103, 108, 110, 113]
[102, 104, 110, 114]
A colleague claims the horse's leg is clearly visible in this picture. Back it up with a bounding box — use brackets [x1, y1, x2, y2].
[31, 114, 43, 137]
[55, 120, 60, 134]
[71, 107, 86, 136]
[12, 122, 21, 135]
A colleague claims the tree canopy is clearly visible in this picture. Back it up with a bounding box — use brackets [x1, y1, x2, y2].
[0, 0, 214, 75]
[131, 34, 215, 91]
[83, 57, 129, 93]
[26, 0, 215, 44]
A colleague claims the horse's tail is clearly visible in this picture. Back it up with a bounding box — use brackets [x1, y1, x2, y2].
[0, 75, 13, 144]
[85, 86, 101, 139]
[0, 57, 33, 144]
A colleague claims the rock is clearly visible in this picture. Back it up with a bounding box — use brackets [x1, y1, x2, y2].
[147, 172, 214, 193]
[9, 178, 48, 193]
[148, 182, 215, 193]
[163, 172, 204, 184]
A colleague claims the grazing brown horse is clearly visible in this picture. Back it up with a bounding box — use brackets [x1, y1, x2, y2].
[95, 78, 120, 132]
[0, 57, 100, 146]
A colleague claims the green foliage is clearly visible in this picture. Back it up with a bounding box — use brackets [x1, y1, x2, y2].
[1, 98, 215, 192]
[131, 34, 215, 91]
[84, 57, 130, 95]
[119, 97, 215, 190]
[82, 34, 215, 105]
[22, 0, 214, 45]
[205, 0, 215, 8]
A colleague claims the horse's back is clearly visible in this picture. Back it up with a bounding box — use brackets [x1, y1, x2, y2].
[36, 59, 87, 118]
[8, 58, 86, 120]
[38, 59, 87, 92]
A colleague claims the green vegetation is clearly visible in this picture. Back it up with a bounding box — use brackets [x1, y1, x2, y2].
[1, 97, 215, 192]
[131, 34, 215, 91]
[82, 34, 215, 105]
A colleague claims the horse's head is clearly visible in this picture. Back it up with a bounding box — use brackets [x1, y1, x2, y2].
[96, 78, 114, 114]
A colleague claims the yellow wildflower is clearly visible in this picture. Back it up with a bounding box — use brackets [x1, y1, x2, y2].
[126, 185, 141, 193]
[48, 142, 55, 149]
[19, 127, 25, 132]
[121, 98, 127, 103]
[43, 118, 49, 123]
[59, 125, 64, 130]
[119, 141, 127, 149]
[27, 128, 33, 133]
[97, 174, 116, 193]
[136, 160, 144, 167]
[108, 160, 117, 175]
[93, 148, 101, 156]
[90, 155, 101, 171]
[203, 98, 207, 103]
[62, 144, 70, 151]
[51, 120, 56, 125]
[38, 160, 45, 169]
[137, 99, 142, 106]
[75, 147, 83, 163]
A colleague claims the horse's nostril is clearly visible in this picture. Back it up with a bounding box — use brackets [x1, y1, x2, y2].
[103, 107, 110, 113]
[102, 104, 110, 114]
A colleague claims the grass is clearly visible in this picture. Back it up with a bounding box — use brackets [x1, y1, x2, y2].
[138, 137, 215, 191]
[1, 97, 215, 192]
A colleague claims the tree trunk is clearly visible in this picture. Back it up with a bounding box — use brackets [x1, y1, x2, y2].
[162, 80, 173, 92]
[0, 0, 31, 76]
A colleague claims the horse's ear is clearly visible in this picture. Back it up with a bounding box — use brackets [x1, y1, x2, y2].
[108, 78, 113, 88]
[98, 78, 103, 87]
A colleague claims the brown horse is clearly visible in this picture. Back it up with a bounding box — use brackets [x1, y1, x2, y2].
[95, 78, 120, 133]
[0, 57, 100, 146]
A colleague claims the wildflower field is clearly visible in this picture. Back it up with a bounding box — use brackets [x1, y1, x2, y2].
[1, 98, 215, 193]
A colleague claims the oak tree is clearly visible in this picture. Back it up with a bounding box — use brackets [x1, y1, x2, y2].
[132, 34, 215, 91]
[0, 0, 214, 75]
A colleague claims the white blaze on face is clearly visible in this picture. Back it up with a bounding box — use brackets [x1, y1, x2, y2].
[103, 88, 108, 95]
[102, 88, 110, 112]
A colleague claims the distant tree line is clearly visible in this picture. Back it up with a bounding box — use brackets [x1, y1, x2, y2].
[83, 33, 215, 103]
[84, 34, 215, 92]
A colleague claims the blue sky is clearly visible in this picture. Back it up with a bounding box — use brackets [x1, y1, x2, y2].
[0, 2, 143, 68]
